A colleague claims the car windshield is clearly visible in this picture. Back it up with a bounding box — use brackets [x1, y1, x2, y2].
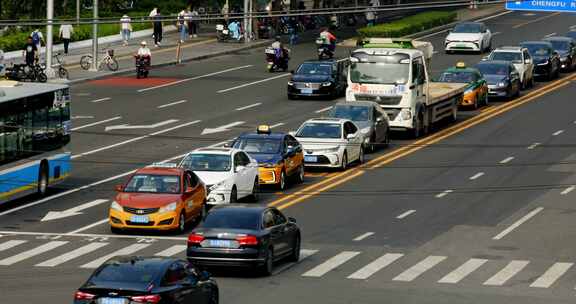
[453, 23, 482, 33]
[476, 64, 508, 76]
[181, 154, 231, 172]
[296, 123, 342, 139]
[490, 52, 522, 62]
[523, 44, 550, 56]
[329, 105, 371, 121]
[233, 138, 281, 154]
[548, 40, 570, 51]
[439, 71, 475, 83]
[201, 210, 260, 230]
[89, 261, 160, 284]
[124, 174, 181, 194]
[350, 52, 410, 84]
[296, 63, 332, 75]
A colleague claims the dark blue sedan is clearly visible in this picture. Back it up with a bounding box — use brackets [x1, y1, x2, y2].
[287, 59, 348, 99]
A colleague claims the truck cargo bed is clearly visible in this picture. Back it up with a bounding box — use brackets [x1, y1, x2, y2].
[428, 82, 467, 105]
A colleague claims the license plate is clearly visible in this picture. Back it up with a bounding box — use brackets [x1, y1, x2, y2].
[130, 215, 149, 223]
[301, 88, 313, 94]
[457, 44, 467, 47]
[207, 239, 235, 248]
[99, 298, 127, 304]
[304, 155, 317, 163]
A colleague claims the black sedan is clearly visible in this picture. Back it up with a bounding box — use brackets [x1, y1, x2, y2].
[544, 36, 576, 71]
[520, 41, 561, 80]
[287, 59, 348, 100]
[475, 60, 521, 100]
[74, 256, 219, 304]
[187, 205, 301, 276]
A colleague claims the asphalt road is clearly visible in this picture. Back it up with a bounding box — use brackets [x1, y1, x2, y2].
[2, 9, 576, 304]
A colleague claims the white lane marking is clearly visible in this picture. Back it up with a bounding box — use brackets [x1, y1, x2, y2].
[35, 242, 109, 267]
[396, 210, 416, 219]
[527, 142, 541, 150]
[272, 249, 318, 275]
[0, 240, 27, 252]
[493, 207, 544, 240]
[0, 230, 187, 241]
[90, 97, 111, 103]
[435, 190, 453, 198]
[353, 232, 374, 241]
[157, 100, 188, 109]
[66, 219, 109, 235]
[530, 262, 573, 288]
[484, 260, 530, 286]
[492, 32, 502, 36]
[561, 186, 575, 195]
[201, 121, 245, 135]
[235, 102, 262, 111]
[218, 73, 291, 93]
[438, 258, 488, 284]
[138, 65, 253, 92]
[76, 93, 92, 96]
[302, 251, 361, 277]
[469, 172, 485, 180]
[72, 115, 95, 119]
[393, 256, 447, 282]
[0, 241, 68, 265]
[206, 140, 232, 148]
[500, 156, 515, 164]
[348, 253, 404, 280]
[0, 152, 190, 218]
[80, 244, 151, 268]
[105, 119, 180, 132]
[155, 245, 187, 257]
[41, 199, 109, 221]
[571, 25, 576, 29]
[71, 116, 122, 131]
[417, 11, 512, 39]
[270, 123, 285, 129]
[71, 120, 201, 159]
[523, 13, 536, 16]
[544, 32, 557, 38]
[315, 106, 333, 114]
[552, 130, 564, 136]
[300, 249, 319, 260]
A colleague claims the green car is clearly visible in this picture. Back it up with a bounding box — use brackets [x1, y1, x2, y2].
[438, 62, 488, 109]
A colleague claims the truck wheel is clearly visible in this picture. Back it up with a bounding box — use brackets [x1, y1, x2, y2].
[411, 116, 421, 138]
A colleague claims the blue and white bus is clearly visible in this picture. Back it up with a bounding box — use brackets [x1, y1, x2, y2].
[0, 80, 71, 204]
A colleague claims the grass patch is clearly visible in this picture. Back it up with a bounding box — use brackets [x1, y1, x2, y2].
[357, 11, 457, 38]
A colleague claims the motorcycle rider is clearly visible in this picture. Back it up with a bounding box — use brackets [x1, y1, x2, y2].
[319, 27, 337, 55]
[271, 36, 289, 62]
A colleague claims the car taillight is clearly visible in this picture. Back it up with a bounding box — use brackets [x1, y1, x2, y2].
[188, 233, 205, 245]
[131, 295, 161, 303]
[74, 291, 95, 300]
[236, 235, 258, 246]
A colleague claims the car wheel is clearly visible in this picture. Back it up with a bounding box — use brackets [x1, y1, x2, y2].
[529, 75, 535, 88]
[357, 147, 364, 164]
[295, 165, 304, 184]
[250, 178, 259, 202]
[200, 203, 207, 221]
[209, 289, 219, 304]
[278, 171, 286, 190]
[367, 134, 376, 153]
[473, 95, 479, 110]
[37, 162, 48, 196]
[260, 248, 274, 276]
[288, 234, 301, 262]
[110, 226, 122, 234]
[340, 153, 348, 171]
[177, 212, 186, 233]
[230, 186, 238, 203]
[514, 82, 521, 97]
[383, 129, 391, 147]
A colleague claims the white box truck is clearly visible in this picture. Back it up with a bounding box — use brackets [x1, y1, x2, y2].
[346, 38, 466, 137]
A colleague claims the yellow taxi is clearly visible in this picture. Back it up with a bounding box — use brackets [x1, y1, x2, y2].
[439, 62, 489, 109]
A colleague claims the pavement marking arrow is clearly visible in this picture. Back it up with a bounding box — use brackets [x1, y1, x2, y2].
[201, 121, 245, 135]
[41, 199, 109, 221]
[105, 119, 179, 132]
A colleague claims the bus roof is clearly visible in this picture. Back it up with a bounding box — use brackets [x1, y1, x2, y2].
[0, 81, 68, 104]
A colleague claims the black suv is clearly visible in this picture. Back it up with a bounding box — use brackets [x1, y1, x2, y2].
[287, 59, 349, 100]
[544, 36, 576, 72]
[520, 41, 561, 80]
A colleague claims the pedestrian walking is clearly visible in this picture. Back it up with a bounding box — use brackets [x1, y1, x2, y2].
[120, 14, 132, 46]
[0, 49, 5, 76]
[152, 9, 163, 47]
[59, 23, 73, 54]
[189, 7, 199, 38]
[23, 36, 38, 66]
[177, 9, 188, 43]
[30, 29, 44, 53]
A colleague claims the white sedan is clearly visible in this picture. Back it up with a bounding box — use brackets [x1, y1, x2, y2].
[179, 147, 259, 204]
[445, 22, 492, 54]
[293, 118, 364, 170]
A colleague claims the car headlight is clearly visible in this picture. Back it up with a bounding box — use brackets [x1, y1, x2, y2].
[498, 81, 507, 87]
[210, 181, 227, 192]
[360, 127, 371, 134]
[400, 108, 412, 121]
[315, 146, 339, 153]
[321, 82, 332, 87]
[110, 201, 122, 211]
[159, 202, 178, 214]
[287, 81, 294, 86]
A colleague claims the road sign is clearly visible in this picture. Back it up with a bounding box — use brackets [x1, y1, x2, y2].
[506, 0, 576, 12]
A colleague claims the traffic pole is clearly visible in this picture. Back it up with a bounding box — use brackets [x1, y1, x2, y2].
[244, 0, 250, 43]
[90, 0, 98, 71]
[76, 0, 80, 25]
[45, 0, 55, 78]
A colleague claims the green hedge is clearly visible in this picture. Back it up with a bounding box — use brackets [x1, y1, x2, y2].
[357, 11, 457, 38]
[0, 22, 150, 53]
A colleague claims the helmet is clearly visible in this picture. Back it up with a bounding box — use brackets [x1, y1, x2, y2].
[140, 41, 147, 46]
[275, 35, 281, 41]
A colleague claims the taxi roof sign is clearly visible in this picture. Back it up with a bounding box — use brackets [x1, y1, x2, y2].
[456, 62, 467, 68]
[257, 125, 271, 134]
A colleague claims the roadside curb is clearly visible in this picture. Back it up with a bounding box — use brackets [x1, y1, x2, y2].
[67, 39, 272, 84]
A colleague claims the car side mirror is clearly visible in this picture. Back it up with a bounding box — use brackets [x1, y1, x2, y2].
[115, 184, 124, 192]
[288, 131, 296, 136]
[235, 165, 246, 173]
[346, 133, 356, 140]
[286, 146, 295, 156]
[288, 217, 297, 223]
[524, 59, 531, 64]
[223, 142, 232, 148]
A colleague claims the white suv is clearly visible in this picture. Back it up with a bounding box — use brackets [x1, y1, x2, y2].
[487, 46, 535, 89]
[179, 148, 259, 204]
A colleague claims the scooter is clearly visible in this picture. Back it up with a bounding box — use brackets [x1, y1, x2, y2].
[216, 24, 231, 42]
[265, 47, 289, 72]
[135, 55, 150, 79]
[5, 63, 46, 82]
[316, 39, 334, 60]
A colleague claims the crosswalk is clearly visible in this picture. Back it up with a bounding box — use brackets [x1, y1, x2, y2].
[0, 237, 575, 290]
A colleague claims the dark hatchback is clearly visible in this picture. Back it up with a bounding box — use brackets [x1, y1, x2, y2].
[287, 59, 349, 99]
[475, 60, 521, 100]
[187, 205, 301, 276]
[543, 36, 576, 71]
[74, 256, 219, 304]
[520, 41, 561, 80]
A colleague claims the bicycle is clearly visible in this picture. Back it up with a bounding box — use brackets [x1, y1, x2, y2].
[79, 49, 119, 71]
[52, 52, 69, 79]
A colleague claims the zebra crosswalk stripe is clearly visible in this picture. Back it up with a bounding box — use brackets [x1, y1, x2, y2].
[347, 253, 404, 280]
[438, 258, 488, 284]
[35, 242, 109, 267]
[302, 251, 360, 277]
[393, 256, 447, 282]
[155, 245, 187, 257]
[80, 244, 151, 269]
[484, 260, 530, 286]
[530, 262, 573, 288]
[0, 240, 27, 252]
[0, 241, 68, 266]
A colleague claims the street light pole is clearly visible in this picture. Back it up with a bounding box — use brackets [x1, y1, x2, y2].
[89, 0, 98, 71]
[76, 0, 80, 25]
[243, 0, 250, 43]
[46, 0, 55, 78]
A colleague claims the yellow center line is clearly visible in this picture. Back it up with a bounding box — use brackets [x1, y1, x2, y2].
[513, 12, 561, 29]
[269, 74, 576, 210]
